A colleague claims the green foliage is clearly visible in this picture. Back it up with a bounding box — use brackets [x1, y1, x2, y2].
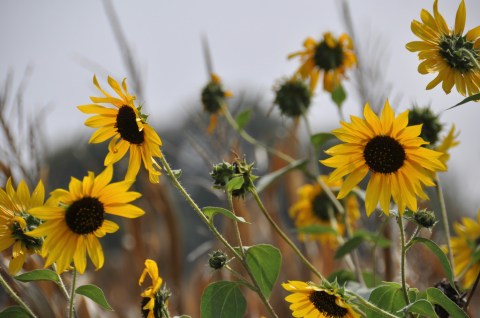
[245, 244, 282, 298]
[327, 269, 382, 288]
[0, 307, 31, 318]
[310, 132, 336, 149]
[203, 206, 248, 223]
[297, 224, 337, 235]
[365, 282, 417, 317]
[14, 269, 59, 284]
[235, 109, 252, 130]
[75, 284, 113, 311]
[417, 288, 469, 318]
[331, 84, 347, 108]
[200, 281, 246, 318]
[448, 92, 480, 109]
[227, 176, 245, 192]
[335, 230, 390, 259]
[255, 158, 308, 193]
[403, 299, 438, 318]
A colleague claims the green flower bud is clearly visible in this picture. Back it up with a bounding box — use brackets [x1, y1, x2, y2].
[210, 158, 258, 198]
[274, 78, 311, 117]
[209, 250, 228, 270]
[414, 209, 437, 229]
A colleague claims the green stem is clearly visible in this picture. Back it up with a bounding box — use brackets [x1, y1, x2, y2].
[0, 268, 37, 318]
[435, 175, 454, 273]
[224, 265, 256, 291]
[158, 152, 278, 318]
[405, 226, 421, 250]
[221, 104, 295, 162]
[226, 187, 245, 256]
[68, 269, 77, 318]
[251, 188, 324, 280]
[397, 216, 410, 307]
[349, 291, 399, 318]
[52, 264, 70, 301]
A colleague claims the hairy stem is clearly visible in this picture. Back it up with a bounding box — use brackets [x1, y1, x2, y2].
[0, 268, 37, 318]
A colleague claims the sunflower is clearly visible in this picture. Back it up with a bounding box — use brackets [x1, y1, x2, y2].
[282, 280, 360, 318]
[435, 124, 460, 166]
[320, 100, 446, 216]
[449, 210, 480, 289]
[406, 0, 480, 96]
[288, 32, 356, 93]
[78, 75, 163, 183]
[26, 165, 145, 274]
[201, 73, 233, 133]
[0, 179, 44, 274]
[139, 259, 169, 318]
[289, 176, 360, 247]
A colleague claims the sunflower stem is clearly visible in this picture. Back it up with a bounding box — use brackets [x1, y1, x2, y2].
[464, 269, 480, 311]
[68, 268, 77, 318]
[158, 152, 278, 318]
[225, 186, 245, 256]
[0, 267, 37, 318]
[405, 226, 421, 250]
[349, 291, 399, 318]
[52, 264, 70, 301]
[221, 104, 295, 163]
[224, 265, 256, 291]
[435, 174, 454, 272]
[397, 216, 411, 307]
[251, 188, 324, 281]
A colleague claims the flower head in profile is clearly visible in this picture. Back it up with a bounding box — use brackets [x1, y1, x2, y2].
[289, 176, 360, 247]
[282, 280, 360, 318]
[274, 78, 311, 118]
[321, 100, 446, 216]
[139, 259, 170, 318]
[78, 75, 162, 183]
[27, 166, 145, 274]
[288, 32, 356, 93]
[406, 0, 480, 96]
[448, 210, 480, 289]
[408, 106, 443, 147]
[0, 179, 44, 274]
[201, 73, 233, 133]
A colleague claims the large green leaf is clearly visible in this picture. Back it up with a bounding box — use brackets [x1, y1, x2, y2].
[245, 244, 282, 298]
[0, 307, 31, 318]
[409, 237, 454, 288]
[200, 281, 246, 318]
[404, 299, 439, 318]
[76, 284, 113, 311]
[14, 269, 59, 284]
[203, 206, 248, 223]
[421, 287, 469, 318]
[255, 158, 308, 193]
[366, 282, 416, 317]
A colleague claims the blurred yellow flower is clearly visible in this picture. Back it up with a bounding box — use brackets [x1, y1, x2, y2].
[288, 32, 356, 93]
[201, 73, 233, 133]
[139, 259, 164, 318]
[436, 124, 460, 165]
[78, 75, 163, 183]
[406, 0, 480, 96]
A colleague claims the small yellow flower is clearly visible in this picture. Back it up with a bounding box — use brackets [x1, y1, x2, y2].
[406, 0, 480, 96]
[0, 179, 44, 274]
[201, 73, 233, 133]
[449, 210, 480, 289]
[282, 280, 360, 318]
[27, 165, 145, 274]
[321, 100, 446, 216]
[78, 75, 163, 183]
[289, 176, 360, 247]
[139, 259, 163, 318]
[288, 32, 356, 93]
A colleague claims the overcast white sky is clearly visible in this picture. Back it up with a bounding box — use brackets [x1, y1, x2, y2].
[1, 0, 480, 212]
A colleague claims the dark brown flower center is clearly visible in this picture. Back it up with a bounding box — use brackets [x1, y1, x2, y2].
[116, 105, 144, 144]
[314, 41, 344, 71]
[312, 192, 336, 221]
[65, 197, 105, 234]
[439, 34, 479, 74]
[364, 136, 406, 174]
[309, 290, 348, 318]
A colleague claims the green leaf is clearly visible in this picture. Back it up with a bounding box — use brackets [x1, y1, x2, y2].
[0, 306, 31, 318]
[235, 109, 251, 130]
[255, 158, 308, 193]
[200, 281, 246, 318]
[171, 169, 182, 179]
[331, 84, 347, 108]
[335, 230, 390, 260]
[202, 206, 248, 223]
[227, 176, 244, 192]
[14, 269, 59, 284]
[423, 287, 469, 318]
[409, 237, 454, 288]
[297, 224, 337, 235]
[448, 92, 480, 110]
[245, 244, 282, 298]
[355, 229, 391, 248]
[310, 133, 336, 149]
[366, 282, 416, 317]
[404, 299, 439, 318]
[75, 284, 113, 311]
[327, 269, 381, 288]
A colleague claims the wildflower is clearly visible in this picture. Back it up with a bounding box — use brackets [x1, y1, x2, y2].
[408, 106, 443, 146]
[282, 280, 360, 318]
[414, 209, 437, 229]
[208, 250, 228, 270]
[406, 0, 480, 96]
[289, 176, 360, 247]
[210, 159, 257, 198]
[78, 75, 162, 183]
[201, 73, 233, 133]
[0, 179, 44, 274]
[321, 100, 446, 216]
[139, 259, 170, 318]
[274, 78, 311, 118]
[288, 32, 356, 93]
[448, 210, 480, 289]
[27, 166, 144, 274]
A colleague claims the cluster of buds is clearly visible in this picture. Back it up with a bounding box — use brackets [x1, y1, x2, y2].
[210, 158, 257, 198]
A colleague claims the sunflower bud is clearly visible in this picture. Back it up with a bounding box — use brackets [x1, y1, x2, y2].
[201, 73, 231, 114]
[208, 250, 228, 270]
[210, 159, 258, 198]
[408, 106, 443, 147]
[414, 209, 437, 229]
[274, 78, 311, 117]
